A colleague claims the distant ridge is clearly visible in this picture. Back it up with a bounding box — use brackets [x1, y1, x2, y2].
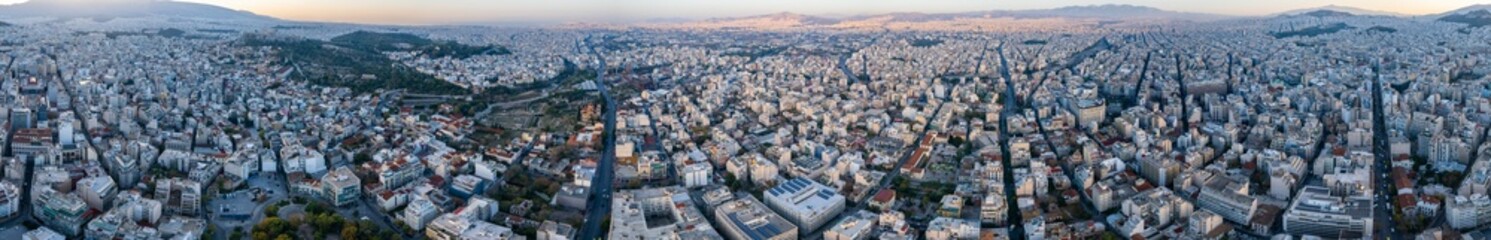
[666, 4, 1228, 28]
[0, 0, 274, 21]
[702, 12, 841, 26]
[856, 4, 1230, 21]
[1437, 9, 1491, 28]
[1273, 5, 1408, 17]
[1009, 4, 1226, 20]
[1429, 4, 1491, 19]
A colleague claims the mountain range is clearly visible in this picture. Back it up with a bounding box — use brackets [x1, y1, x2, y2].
[0, 0, 272, 21]
[678, 4, 1228, 27]
[1273, 5, 1409, 17]
[1, 0, 1489, 28]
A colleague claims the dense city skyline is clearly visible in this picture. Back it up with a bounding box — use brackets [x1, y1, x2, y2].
[4, 0, 1491, 239]
[0, 0, 1486, 24]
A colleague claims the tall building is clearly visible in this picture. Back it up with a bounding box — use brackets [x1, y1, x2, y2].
[106, 153, 142, 189]
[23, 227, 65, 240]
[403, 198, 441, 230]
[539, 220, 576, 240]
[1185, 210, 1230, 239]
[981, 194, 1007, 225]
[77, 176, 117, 210]
[682, 162, 711, 188]
[763, 178, 845, 234]
[0, 181, 20, 217]
[1194, 172, 1259, 224]
[713, 195, 798, 240]
[34, 188, 88, 236]
[10, 107, 33, 130]
[608, 186, 722, 240]
[1447, 194, 1491, 229]
[1429, 134, 1471, 165]
[1282, 186, 1373, 239]
[11, 128, 56, 162]
[1117, 188, 1194, 238]
[925, 217, 979, 240]
[425, 213, 517, 240]
[823, 210, 876, 240]
[1139, 156, 1181, 188]
[155, 178, 201, 216]
[321, 167, 361, 207]
[84, 197, 165, 240]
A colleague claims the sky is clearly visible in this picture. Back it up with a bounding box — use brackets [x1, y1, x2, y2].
[0, 0, 1487, 25]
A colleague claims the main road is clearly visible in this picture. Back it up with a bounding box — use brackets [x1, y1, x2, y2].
[576, 35, 619, 240]
[994, 44, 1030, 240]
[1370, 64, 1404, 240]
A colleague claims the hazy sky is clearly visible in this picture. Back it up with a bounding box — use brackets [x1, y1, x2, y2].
[1, 0, 1486, 25]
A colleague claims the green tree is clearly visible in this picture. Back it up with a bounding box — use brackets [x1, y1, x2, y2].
[357, 220, 377, 238]
[396, 221, 413, 234]
[312, 214, 345, 232]
[306, 202, 328, 215]
[354, 152, 374, 164]
[342, 225, 359, 240]
[265, 204, 281, 217]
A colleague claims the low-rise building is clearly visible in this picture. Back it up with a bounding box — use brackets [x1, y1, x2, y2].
[713, 195, 798, 240]
[321, 167, 361, 207]
[763, 178, 845, 234]
[823, 210, 876, 240]
[1282, 186, 1373, 239]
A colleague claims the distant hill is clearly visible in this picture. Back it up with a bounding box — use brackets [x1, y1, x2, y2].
[0, 0, 274, 21]
[1430, 4, 1491, 19]
[700, 12, 841, 27]
[1295, 10, 1356, 18]
[1004, 4, 1227, 20]
[1438, 9, 1491, 28]
[1274, 5, 1407, 17]
[873, 4, 1228, 21]
[669, 4, 1227, 29]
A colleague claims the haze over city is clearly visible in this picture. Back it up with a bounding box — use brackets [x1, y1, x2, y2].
[4, 0, 1491, 240]
[0, 0, 1485, 24]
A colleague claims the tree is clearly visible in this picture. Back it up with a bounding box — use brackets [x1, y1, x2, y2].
[265, 204, 281, 217]
[354, 152, 374, 164]
[254, 217, 291, 236]
[396, 221, 414, 234]
[306, 202, 328, 215]
[311, 213, 345, 232]
[357, 220, 377, 237]
[341, 225, 359, 240]
[275, 234, 292, 240]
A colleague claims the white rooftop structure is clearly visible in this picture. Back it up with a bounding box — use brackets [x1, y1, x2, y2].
[763, 178, 846, 234]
